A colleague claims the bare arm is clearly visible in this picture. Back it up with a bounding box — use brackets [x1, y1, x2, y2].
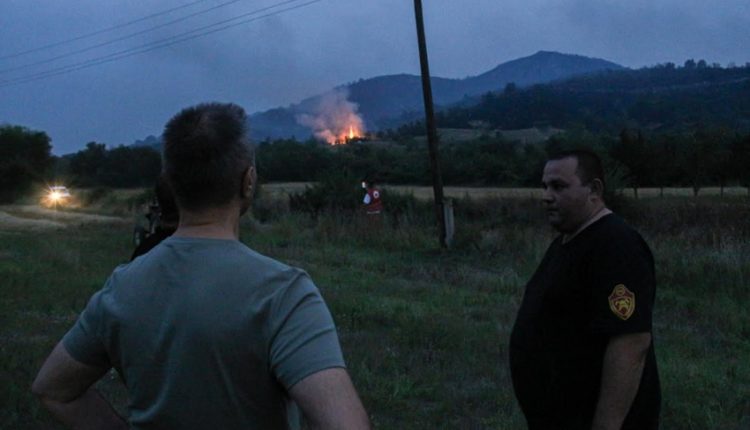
[31, 341, 127, 430]
[289, 368, 370, 430]
[591, 332, 651, 430]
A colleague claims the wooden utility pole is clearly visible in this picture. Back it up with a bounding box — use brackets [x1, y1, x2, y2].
[413, 0, 447, 248]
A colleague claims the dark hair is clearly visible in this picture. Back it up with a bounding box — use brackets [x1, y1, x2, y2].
[162, 103, 254, 211]
[549, 149, 606, 192]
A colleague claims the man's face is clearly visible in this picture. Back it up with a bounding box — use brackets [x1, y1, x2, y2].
[541, 157, 597, 233]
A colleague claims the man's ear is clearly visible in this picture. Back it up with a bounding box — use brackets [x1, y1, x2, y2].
[589, 178, 604, 199]
[241, 166, 257, 199]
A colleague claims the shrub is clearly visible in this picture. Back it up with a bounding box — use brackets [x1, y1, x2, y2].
[289, 172, 363, 217]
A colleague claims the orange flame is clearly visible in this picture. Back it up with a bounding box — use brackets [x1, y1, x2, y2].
[331, 124, 361, 145]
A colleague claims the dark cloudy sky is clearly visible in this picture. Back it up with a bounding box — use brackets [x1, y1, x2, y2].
[1, 0, 748, 154]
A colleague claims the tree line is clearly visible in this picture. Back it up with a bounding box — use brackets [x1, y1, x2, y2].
[1, 121, 749, 204]
[255, 128, 750, 197]
[64, 142, 161, 188]
[0, 125, 53, 202]
[0, 126, 161, 203]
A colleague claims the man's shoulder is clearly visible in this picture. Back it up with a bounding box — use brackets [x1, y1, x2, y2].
[586, 214, 653, 263]
[591, 214, 645, 244]
[229, 248, 322, 313]
[116, 237, 312, 292]
[232, 243, 310, 282]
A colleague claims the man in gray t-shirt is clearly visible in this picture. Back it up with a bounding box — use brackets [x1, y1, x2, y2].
[32, 103, 370, 430]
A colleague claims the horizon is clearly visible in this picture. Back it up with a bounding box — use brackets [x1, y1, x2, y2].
[0, 0, 748, 155]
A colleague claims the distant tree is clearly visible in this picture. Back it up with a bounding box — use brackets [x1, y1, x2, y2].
[0, 125, 53, 202]
[440, 137, 521, 185]
[517, 142, 548, 186]
[99, 145, 161, 187]
[729, 134, 750, 195]
[651, 134, 682, 196]
[69, 142, 161, 187]
[69, 142, 107, 186]
[256, 139, 332, 182]
[680, 132, 716, 197]
[544, 128, 607, 156]
[611, 128, 653, 199]
[698, 128, 733, 196]
[0, 125, 53, 174]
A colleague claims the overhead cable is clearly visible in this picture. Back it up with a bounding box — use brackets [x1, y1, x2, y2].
[0, 0, 253, 75]
[0, 0, 322, 88]
[0, 0, 214, 60]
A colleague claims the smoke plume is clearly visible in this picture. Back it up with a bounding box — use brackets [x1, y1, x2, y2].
[296, 88, 365, 144]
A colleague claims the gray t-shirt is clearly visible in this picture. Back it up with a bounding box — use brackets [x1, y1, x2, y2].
[63, 236, 345, 430]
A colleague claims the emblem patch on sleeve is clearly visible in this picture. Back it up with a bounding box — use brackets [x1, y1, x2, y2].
[608, 284, 635, 320]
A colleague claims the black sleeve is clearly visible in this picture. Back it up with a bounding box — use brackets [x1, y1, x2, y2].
[586, 233, 655, 336]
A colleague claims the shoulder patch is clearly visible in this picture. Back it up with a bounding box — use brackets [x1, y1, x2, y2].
[608, 284, 635, 320]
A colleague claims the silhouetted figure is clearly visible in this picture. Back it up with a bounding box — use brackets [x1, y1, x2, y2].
[131, 175, 178, 261]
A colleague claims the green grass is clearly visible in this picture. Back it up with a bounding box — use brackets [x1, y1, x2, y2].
[1, 195, 749, 428]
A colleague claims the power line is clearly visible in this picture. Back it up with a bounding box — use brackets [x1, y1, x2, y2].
[0, 0, 254, 75]
[0, 0, 214, 60]
[0, 0, 318, 86]
[0, 0, 322, 88]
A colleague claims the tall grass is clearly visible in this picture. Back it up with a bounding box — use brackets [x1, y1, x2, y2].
[1, 194, 748, 428]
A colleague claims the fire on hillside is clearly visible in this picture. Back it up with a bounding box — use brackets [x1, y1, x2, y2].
[331, 124, 365, 145]
[297, 88, 366, 145]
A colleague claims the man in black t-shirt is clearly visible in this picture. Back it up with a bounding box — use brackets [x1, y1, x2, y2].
[510, 150, 660, 429]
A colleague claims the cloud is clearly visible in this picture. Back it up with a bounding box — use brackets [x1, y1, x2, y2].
[554, 0, 750, 66]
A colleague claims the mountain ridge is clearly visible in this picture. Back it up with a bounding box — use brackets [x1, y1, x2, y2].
[249, 51, 626, 141]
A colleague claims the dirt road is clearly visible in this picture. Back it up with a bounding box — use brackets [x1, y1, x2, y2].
[0, 205, 127, 231]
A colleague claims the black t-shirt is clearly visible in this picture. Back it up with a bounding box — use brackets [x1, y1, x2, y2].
[510, 214, 660, 429]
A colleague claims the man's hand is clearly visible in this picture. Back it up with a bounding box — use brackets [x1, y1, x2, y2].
[289, 368, 371, 430]
[592, 332, 651, 430]
[32, 341, 127, 430]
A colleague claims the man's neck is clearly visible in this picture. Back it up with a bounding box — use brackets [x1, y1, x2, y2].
[562, 206, 612, 244]
[172, 204, 241, 240]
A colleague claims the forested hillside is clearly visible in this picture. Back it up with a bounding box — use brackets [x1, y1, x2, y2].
[427, 61, 750, 133]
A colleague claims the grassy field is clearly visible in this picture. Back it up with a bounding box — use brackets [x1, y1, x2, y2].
[1, 191, 749, 428]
